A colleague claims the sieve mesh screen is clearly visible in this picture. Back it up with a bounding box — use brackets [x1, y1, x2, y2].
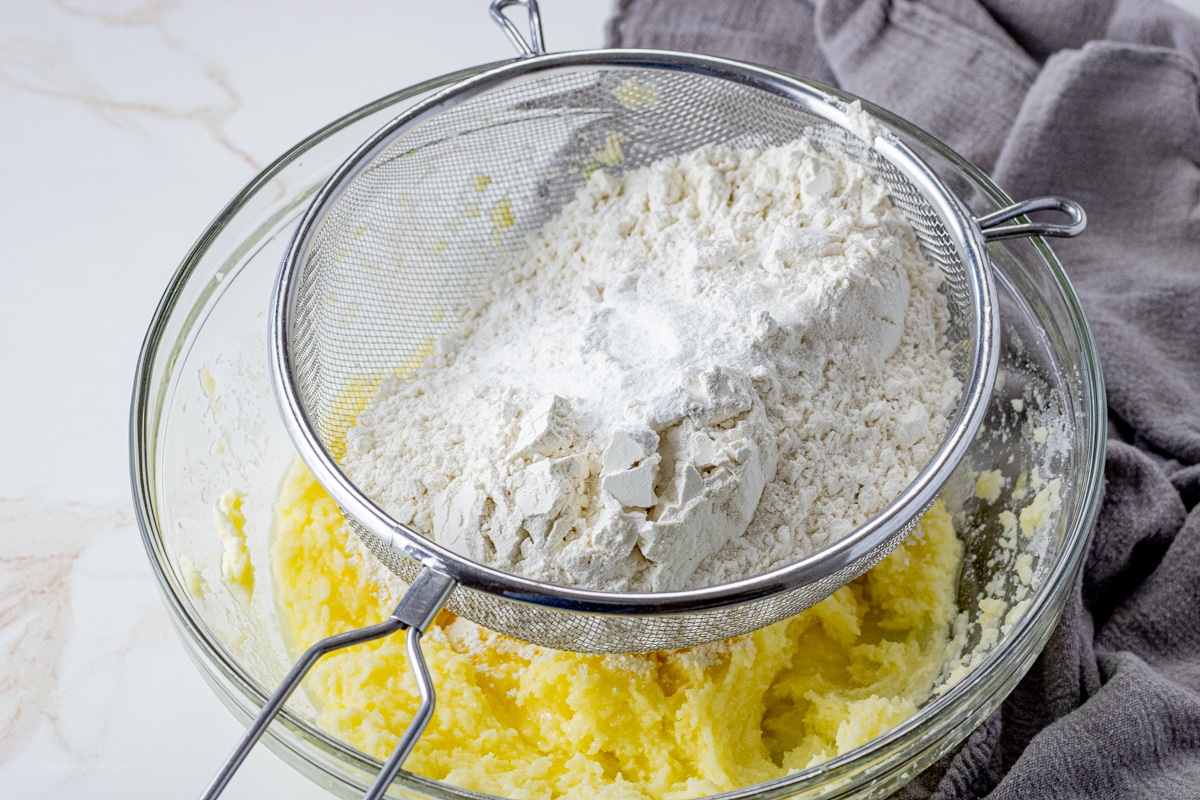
[276, 60, 992, 653]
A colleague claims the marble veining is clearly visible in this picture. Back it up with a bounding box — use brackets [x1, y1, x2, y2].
[0, 499, 94, 765]
[0, 0, 258, 172]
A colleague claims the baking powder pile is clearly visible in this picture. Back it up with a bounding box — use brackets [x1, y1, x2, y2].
[342, 137, 960, 592]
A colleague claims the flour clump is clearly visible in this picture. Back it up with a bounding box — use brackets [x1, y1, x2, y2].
[342, 138, 960, 592]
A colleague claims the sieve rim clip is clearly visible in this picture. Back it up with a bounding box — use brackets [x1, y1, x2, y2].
[489, 0, 546, 58]
[977, 196, 1087, 242]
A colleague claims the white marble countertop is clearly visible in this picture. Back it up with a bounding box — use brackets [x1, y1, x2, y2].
[0, 2, 606, 797]
[6, 1, 1200, 799]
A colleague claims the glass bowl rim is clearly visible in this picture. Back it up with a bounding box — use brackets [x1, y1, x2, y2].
[129, 54, 1106, 799]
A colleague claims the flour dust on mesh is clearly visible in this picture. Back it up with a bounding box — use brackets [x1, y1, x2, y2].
[341, 137, 960, 593]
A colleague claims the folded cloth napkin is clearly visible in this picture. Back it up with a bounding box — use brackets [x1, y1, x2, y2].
[610, 2, 1200, 797]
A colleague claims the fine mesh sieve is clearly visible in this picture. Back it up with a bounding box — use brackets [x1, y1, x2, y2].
[202, 2, 1085, 798]
[282, 54, 1001, 653]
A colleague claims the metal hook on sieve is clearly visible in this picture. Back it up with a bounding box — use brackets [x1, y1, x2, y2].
[199, 568, 455, 800]
[976, 196, 1086, 242]
[489, 0, 546, 57]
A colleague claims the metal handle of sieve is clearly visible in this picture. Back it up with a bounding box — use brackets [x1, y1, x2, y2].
[490, 0, 546, 57]
[199, 568, 456, 800]
[976, 196, 1086, 242]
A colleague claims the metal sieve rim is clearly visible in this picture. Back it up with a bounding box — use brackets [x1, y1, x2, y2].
[268, 47, 999, 619]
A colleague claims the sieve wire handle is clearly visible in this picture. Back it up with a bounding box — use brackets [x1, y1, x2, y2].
[489, 0, 546, 57]
[199, 568, 456, 800]
[976, 196, 1086, 242]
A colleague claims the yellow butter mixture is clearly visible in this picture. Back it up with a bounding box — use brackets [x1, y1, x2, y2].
[270, 458, 963, 799]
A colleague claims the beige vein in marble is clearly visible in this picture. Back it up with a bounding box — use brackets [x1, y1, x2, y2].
[0, 0, 259, 172]
[0, 499, 115, 765]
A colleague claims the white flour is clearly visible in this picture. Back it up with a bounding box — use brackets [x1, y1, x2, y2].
[342, 137, 960, 592]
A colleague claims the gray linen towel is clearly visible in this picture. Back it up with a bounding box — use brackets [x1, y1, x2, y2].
[610, 2, 1200, 797]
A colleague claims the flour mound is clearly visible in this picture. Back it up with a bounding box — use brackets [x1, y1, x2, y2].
[342, 138, 960, 592]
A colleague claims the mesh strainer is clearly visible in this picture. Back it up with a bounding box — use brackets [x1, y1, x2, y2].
[203, 2, 1085, 797]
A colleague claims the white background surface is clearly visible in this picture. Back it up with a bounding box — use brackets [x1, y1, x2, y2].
[3, 1, 1199, 799]
[0, 2, 607, 798]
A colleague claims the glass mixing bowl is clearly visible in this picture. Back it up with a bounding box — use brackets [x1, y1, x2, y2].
[130, 64, 1105, 800]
